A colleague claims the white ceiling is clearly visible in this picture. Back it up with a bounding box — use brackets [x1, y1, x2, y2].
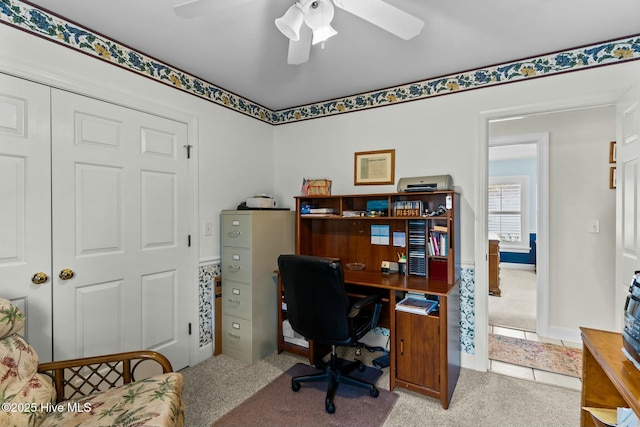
[25, 0, 640, 111]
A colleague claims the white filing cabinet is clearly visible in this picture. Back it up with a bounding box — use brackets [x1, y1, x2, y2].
[220, 210, 294, 364]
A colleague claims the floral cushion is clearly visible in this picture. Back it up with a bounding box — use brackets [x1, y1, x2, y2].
[39, 372, 184, 427]
[0, 299, 57, 427]
[0, 298, 25, 338]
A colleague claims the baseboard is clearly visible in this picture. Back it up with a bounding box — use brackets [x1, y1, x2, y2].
[500, 262, 535, 271]
[192, 342, 213, 366]
[540, 325, 582, 345]
[461, 352, 484, 371]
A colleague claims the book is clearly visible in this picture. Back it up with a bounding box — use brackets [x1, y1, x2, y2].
[395, 296, 438, 315]
[309, 207, 334, 214]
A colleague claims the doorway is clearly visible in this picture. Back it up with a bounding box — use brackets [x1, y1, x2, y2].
[478, 106, 617, 379]
[487, 136, 540, 334]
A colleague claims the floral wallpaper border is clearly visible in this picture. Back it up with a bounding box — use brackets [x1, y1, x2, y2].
[196, 263, 477, 354]
[2, 0, 639, 125]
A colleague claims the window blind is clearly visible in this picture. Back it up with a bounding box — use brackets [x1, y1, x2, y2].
[488, 183, 522, 242]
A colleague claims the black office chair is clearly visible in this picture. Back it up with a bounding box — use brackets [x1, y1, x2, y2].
[277, 254, 383, 414]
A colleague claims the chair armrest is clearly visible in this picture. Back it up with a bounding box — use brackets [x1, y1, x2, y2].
[348, 294, 380, 318]
[38, 350, 173, 404]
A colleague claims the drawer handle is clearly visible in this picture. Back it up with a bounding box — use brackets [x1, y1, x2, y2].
[227, 231, 242, 238]
[227, 298, 241, 304]
[228, 265, 241, 272]
[400, 338, 404, 355]
[228, 333, 241, 340]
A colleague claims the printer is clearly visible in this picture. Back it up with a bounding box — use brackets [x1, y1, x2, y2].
[623, 270, 640, 370]
[245, 195, 277, 208]
[397, 175, 453, 192]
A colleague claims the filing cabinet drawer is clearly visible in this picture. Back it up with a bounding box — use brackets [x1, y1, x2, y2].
[222, 214, 252, 247]
[222, 315, 252, 356]
[222, 280, 252, 320]
[222, 247, 252, 283]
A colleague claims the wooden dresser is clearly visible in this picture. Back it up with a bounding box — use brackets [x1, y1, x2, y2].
[488, 239, 500, 296]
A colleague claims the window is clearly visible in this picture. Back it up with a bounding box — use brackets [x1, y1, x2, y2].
[488, 175, 529, 252]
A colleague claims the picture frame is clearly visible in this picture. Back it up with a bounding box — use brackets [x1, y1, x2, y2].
[354, 149, 395, 185]
[609, 141, 616, 164]
[610, 166, 616, 189]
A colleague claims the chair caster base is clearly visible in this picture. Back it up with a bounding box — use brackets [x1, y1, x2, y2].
[325, 399, 335, 414]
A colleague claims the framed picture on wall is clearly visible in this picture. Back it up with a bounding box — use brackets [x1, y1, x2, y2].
[354, 149, 395, 185]
[609, 141, 616, 163]
[610, 166, 616, 189]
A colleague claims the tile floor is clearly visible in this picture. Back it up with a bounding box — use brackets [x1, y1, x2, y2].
[489, 325, 582, 391]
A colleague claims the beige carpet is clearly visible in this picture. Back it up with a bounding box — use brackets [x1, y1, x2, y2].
[212, 362, 398, 426]
[181, 350, 581, 427]
[489, 334, 583, 377]
[489, 268, 536, 331]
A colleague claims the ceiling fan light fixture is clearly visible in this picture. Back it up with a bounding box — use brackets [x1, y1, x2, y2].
[303, 0, 337, 45]
[275, 4, 305, 41]
[311, 25, 337, 45]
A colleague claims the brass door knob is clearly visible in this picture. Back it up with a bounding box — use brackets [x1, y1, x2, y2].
[59, 269, 74, 280]
[31, 272, 48, 285]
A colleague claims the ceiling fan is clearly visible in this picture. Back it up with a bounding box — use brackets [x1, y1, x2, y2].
[173, 0, 425, 65]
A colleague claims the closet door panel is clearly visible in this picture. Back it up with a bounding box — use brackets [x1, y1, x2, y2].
[51, 89, 190, 369]
[0, 73, 52, 361]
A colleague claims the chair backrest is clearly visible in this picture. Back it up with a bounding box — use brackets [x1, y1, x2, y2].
[0, 298, 56, 426]
[278, 254, 353, 345]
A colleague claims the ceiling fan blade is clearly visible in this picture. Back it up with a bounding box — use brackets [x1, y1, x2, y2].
[287, 25, 312, 65]
[333, 0, 424, 40]
[173, 0, 254, 18]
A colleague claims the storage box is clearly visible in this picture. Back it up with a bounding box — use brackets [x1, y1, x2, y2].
[301, 178, 332, 196]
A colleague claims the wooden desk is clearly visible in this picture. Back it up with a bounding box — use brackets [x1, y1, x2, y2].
[278, 270, 460, 409]
[580, 327, 640, 426]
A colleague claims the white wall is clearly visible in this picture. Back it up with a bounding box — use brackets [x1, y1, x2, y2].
[0, 24, 275, 363]
[6, 19, 640, 367]
[0, 24, 275, 264]
[274, 62, 640, 362]
[490, 106, 617, 332]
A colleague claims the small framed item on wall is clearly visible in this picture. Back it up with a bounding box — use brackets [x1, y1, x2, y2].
[354, 149, 395, 185]
[610, 166, 616, 189]
[609, 141, 616, 163]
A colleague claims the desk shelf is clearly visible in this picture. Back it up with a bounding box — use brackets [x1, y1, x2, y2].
[278, 190, 461, 409]
[296, 191, 460, 284]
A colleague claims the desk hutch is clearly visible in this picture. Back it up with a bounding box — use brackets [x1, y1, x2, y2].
[277, 190, 461, 409]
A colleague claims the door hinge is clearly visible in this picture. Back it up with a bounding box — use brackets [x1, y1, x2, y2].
[188, 235, 191, 247]
[184, 144, 192, 159]
[188, 323, 192, 335]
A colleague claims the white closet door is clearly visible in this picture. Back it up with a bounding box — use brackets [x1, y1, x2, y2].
[0, 73, 53, 362]
[616, 84, 640, 330]
[51, 90, 190, 370]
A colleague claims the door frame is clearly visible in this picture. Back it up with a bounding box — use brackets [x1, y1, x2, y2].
[474, 93, 625, 372]
[0, 63, 201, 366]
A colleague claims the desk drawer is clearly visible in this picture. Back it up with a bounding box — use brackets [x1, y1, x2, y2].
[222, 214, 252, 247]
[222, 247, 252, 283]
[222, 315, 252, 356]
[222, 281, 252, 320]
